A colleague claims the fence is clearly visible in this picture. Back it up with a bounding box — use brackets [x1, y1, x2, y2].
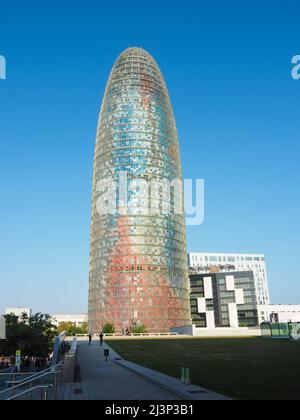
[261, 322, 300, 339]
[76, 332, 178, 338]
[0, 362, 63, 400]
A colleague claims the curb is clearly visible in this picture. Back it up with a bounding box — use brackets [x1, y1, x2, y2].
[115, 359, 231, 401]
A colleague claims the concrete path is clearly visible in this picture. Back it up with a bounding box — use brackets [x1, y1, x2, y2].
[59, 340, 178, 400]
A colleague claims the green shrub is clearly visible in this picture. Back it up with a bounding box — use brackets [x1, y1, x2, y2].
[102, 323, 116, 334]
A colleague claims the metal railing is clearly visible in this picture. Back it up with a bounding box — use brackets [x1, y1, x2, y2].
[0, 367, 17, 374]
[7, 385, 54, 401]
[0, 371, 39, 389]
[0, 361, 63, 387]
[0, 362, 63, 401]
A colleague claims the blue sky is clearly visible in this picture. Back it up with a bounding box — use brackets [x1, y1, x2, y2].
[0, 0, 299, 314]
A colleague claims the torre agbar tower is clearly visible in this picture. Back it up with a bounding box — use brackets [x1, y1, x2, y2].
[88, 48, 191, 333]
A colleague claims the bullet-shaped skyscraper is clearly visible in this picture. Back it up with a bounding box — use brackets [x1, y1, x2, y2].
[89, 48, 191, 333]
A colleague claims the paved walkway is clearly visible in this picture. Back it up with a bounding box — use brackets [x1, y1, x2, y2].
[59, 340, 178, 400]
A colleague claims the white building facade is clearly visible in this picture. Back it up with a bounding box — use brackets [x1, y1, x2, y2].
[52, 314, 88, 328]
[5, 307, 32, 319]
[258, 305, 300, 324]
[188, 253, 270, 309]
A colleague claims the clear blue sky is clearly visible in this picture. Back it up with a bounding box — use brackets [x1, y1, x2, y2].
[0, 0, 299, 314]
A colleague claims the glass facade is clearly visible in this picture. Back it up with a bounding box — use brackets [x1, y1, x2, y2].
[261, 323, 292, 338]
[189, 272, 259, 328]
[88, 48, 191, 333]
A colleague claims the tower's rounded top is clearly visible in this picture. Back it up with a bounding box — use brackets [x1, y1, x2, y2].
[116, 47, 156, 63]
[121, 46, 151, 55]
[105, 47, 168, 102]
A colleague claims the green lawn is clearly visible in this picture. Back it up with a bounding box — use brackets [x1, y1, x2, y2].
[108, 338, 300, 400]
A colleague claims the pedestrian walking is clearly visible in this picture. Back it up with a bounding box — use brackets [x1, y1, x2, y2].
[99, 332, 104, 347]
[89, 334, 92, 346]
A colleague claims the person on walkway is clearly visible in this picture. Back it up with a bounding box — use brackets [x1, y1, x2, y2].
[99, 332, 104, 347]
[89, 334, 92, 346]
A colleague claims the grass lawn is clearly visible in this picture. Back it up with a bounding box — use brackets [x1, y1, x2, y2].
[108, 338, 300, 400]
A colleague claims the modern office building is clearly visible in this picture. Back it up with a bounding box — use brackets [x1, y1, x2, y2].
[89, 48, 191, 333]
[188, 253, 270, 308]
[189, 272, 259, 329]
[5, 307, 32, 320]
[258, 305, 300, 324]
[52, 314, 88, 328]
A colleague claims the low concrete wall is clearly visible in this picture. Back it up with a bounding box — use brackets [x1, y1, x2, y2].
[61, 338, 78, 383]
[61, 353, 77, 383]
[171, 325, 262, 338]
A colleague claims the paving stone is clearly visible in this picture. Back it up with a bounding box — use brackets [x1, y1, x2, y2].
[59, 340, 178, 400]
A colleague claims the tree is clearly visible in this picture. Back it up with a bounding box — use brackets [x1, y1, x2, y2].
[80, 322, 88, 334]
[102, 323, 116, 334]
[0, 313, 57, 358]
[57, 321, 88, 336]
[130, 321, 148, 334]
[131, 324, 148, 334]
